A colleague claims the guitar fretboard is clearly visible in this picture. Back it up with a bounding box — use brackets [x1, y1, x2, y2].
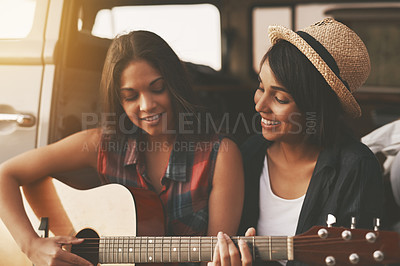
[94, 236, 292, 263]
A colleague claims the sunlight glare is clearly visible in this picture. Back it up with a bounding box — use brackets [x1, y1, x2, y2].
[0, 0, 36, 39]
[92, 4, 221, 70]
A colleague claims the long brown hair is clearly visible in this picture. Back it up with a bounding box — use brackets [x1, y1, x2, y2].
[100, 30, 205, 140]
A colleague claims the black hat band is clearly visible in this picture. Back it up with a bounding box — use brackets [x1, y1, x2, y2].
[296, 30, 350, 91]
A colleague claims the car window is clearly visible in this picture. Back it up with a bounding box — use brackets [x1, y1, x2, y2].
[252, 2, 400, 92]
[89, 4, 221, 70]
[251, 6, 292, 72]
[0, 0, 36, 39]
[328, 9, 400, 89]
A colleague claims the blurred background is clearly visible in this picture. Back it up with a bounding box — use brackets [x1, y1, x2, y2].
[1, 0, 399, 152]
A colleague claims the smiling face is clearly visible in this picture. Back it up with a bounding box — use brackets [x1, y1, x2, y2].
[119, 60, 175, 137]
[254, 60, 305, 143]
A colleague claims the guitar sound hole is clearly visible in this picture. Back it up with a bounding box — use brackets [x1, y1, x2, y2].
[72, 228, 99, 265]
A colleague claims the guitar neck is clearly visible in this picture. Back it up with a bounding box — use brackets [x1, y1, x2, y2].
[93, 236, 293, 263]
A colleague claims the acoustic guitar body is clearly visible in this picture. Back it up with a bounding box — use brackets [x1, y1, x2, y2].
[0, 178, 165, 266]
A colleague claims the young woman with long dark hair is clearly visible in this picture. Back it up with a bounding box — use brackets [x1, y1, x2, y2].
[0, 30, 244, 266]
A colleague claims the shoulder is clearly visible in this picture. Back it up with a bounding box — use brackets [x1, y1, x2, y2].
[212, 136, 243, 184]
[82, 127, 102, 143]
[211, 136, 243, 173]
[215, 136, 241, 159]
[316, 137, 381, 180]
[68, 128, 102, 167]
[240, 134, 269, 161]
[336, 138, 378, 164]
[53, 128, 101, 153]
[195, 134, 240, 154]
[325, 138, 382, 184]
[98, 131, 136, 153]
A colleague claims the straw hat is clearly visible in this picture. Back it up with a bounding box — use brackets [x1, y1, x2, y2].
[268, 18, 370, 118]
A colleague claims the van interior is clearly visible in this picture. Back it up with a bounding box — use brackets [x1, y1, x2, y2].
[48, 0, 400, 229]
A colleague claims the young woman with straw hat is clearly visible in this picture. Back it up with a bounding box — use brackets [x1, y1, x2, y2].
[210, 18, 384, 266]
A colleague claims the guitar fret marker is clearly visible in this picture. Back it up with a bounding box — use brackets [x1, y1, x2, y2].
[129, 248, 133, 252]
[149, 256, 153, 261]
[193, 247, 197, 251]
[173, 248, 177, 251]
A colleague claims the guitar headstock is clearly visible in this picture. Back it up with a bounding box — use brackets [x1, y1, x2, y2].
[293, 225, 400, 265]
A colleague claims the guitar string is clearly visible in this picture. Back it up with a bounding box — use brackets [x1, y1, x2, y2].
[74, 236, 367, 244]
[74, 234, 364, 241]
[70, 238, 371, 254]
[74, 237, 368, 244]
[74, 241, 376, 263]
[68, 234, 387, 262]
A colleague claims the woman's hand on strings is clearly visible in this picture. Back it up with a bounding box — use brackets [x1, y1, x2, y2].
[27, 236, 92, 266]
[209, 227, 256, 266]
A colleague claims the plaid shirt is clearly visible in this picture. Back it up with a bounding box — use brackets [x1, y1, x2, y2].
[97, 134, 222, 236]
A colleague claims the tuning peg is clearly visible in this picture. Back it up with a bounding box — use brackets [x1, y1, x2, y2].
[349, 253, 360, 264]
[341, 230, 352, 240]
[373, 250, 384, 262]
[350, 217, 356, 229]
[374, 218, 380, 231]
[325, 256, 336, 265]
[318, 228, 329, 239]
[326, 214, 336, 227]
[365, 232, 377, 243]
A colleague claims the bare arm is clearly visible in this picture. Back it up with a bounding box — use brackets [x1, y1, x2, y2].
[207, 138, 244, 236]
[0, 129, 100, 265]
[207, 138, 255, 266]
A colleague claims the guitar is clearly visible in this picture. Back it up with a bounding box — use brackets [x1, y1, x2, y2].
[1, 178, 400, 265]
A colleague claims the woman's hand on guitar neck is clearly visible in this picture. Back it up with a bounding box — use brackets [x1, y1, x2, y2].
[27, 236, 92, 266]
[209, 228, 256, 266]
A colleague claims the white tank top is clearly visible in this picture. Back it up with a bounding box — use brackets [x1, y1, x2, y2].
[257, 156, 305, 237]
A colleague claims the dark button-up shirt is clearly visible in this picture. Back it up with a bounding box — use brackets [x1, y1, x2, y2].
[239, 134, 384, 266]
